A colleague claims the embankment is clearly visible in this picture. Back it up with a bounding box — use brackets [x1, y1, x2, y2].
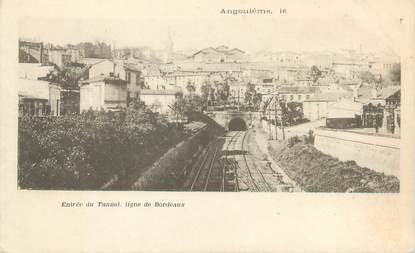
[131, 112, 225, 190]
[268, 140, 399, 193]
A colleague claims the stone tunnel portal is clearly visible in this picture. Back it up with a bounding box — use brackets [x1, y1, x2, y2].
[228, 117, 247, 131]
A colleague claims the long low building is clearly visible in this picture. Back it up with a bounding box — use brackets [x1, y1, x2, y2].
[18, 78, 62, 117]
[303, 92, 352, 121]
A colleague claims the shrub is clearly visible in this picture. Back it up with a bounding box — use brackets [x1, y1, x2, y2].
[18, 101, 187, 190]
[268, 142, 399, 193]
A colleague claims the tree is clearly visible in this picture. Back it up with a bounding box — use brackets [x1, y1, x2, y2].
[244, 83, 256, 106]
[252, 93, 262, 110]
[217, 82, 230, 102]
[359, 71, 377, 84]
[170, 92, 187, 121]
[388, 63, 401, 85]
[18, 100, 187, 190]
[310, 65, 322, 82]
[284, 102, 304, 125]
[186, 81, 196, 99]
[42, 63, 88, 90]
[200, 81, 213, 106]
[77, 41, 112, 59]
[150, 100, 162, 113]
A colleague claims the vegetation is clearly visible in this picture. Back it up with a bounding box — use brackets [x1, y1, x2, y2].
[244, 83, 262, 110]
[388, 63, 401, 85]
[77, 42, 112, 59]
[282, 102, 306, 126]
[268, 138, 399, 193]
[310, 65, 322, 82]
[18, 100, 187, 190]
[359, 71, 379, 84]
[40, 62, 88, 90]
[200, 80, 230, 106]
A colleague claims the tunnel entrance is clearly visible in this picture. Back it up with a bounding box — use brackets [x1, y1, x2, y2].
[228, 117, 247, 131]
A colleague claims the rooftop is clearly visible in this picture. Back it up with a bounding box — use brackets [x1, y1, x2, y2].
[80, 58, 113, 66]
[305, 92, 352, 102]
[19, 78, 59, 100]
[81, 75, 127, 85]
[140, 89, 180, 95]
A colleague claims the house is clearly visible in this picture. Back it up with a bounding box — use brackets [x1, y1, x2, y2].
[190, 46, 245, 63]
[141, 67, 166, 90]
[113, 59, 126, 80]
[338, 80, 361, 92]
[80, 76, 127, 112]
[325, 99, 364, 128]
[80, 58, 115, 79]
[367, 54, 400, 77]
[167, 71, 209, 95]
[124, 64, 144, 99]
[139, 89, 179, 114]
[294, 76, 313, 87]
[275, 66, 308, 83]
[45, 45, 80, 69]
[18, 78, 62, 117]
[332, 61, 368, 80]
[303, 92, 352, 121]
[19, 40, 48, 64]
[263, 86, 319, 103]
[355, 85, 400, 106]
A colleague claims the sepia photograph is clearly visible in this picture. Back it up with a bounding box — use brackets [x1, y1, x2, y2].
[2, 0, 414, 252]
[16, 16, 402, 193]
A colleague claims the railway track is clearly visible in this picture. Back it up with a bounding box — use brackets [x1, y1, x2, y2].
[188, 136, 230, 192]
[238, 130, 275, 192]
[224, 131, 241, 192]
[239, 131, 260, 191]
[188, 129, 277, 192]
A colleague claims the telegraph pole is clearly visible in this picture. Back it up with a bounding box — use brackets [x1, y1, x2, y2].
[281, 106, 285, 140]
[237, 89, 240, 111]
[274, 89, 278, 140]
[268, 102, 272, 140]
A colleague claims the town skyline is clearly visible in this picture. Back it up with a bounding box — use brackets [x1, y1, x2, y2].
[19, 17, 399, 56]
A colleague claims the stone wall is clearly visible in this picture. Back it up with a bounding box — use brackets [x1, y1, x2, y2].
[210, 111, 261, 130]
[130, 124, 210, 190]
[314, 128, 400, 177]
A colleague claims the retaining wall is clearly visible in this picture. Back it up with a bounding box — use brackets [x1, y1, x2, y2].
[130, 124, 209, 190]
[314, 128, 400, 177]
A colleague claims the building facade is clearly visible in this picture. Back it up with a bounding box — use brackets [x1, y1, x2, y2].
[80, 76, 127, 112]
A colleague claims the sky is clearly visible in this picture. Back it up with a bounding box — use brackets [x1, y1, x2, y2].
[19, 17, 396, 55]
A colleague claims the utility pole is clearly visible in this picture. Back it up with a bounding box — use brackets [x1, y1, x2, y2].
[268, 106, 272, 140]
[280, 105, 285, 140]
[237, 89, 240, 111]
[273, 85, 279, 140]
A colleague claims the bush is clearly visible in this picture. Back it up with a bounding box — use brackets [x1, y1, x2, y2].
[268, 142, 399, 193]
[18, 101, 187, 190]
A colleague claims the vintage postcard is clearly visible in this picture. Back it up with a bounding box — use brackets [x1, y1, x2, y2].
[1, 0, 414, 252]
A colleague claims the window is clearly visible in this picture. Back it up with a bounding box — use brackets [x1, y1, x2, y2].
[306, 95, 310, 100]
[298, 95, 302, 100]
[290, 95, 294, 101]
